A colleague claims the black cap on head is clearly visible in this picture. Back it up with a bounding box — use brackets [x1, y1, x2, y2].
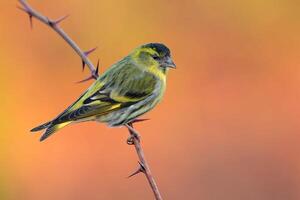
[143, 43, 170, 56]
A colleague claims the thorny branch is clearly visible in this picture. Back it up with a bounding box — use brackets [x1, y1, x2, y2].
[17, 0, 98, 82]
[126, 123, 163, 200]
[18, 1, 163, 199]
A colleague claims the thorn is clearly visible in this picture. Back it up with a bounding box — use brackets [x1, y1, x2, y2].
[82, 47, 97, 71]
[128, 161, 146, 178]
[131, 118, 150, 124]
[53, 15, 69, 26]
[128, 168, 142, 178]
[76, 75, 94, 83]
[82, 60, 85, 71]
[95, 59, 100, 76]
[29, 14, 33, 29]
[84, 47, 97, 56]
[17, 5, 33, 29]
[127, 119, 149, 129]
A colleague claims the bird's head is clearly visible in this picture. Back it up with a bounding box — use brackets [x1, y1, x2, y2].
[131, 43, 176, 72]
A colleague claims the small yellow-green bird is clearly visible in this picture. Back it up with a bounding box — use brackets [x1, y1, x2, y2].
[31, 43, 176, 141]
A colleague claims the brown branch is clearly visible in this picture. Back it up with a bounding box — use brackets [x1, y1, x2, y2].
[18, 0, 98, 81]
[18, 1, 163, 199]
[126, 123, 163, 200]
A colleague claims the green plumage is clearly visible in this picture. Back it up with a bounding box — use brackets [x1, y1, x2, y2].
[31, 43, 175, 141]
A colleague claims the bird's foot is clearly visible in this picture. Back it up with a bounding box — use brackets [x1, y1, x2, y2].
[125, 123, 141, 145]
[126, 131, 140, 145]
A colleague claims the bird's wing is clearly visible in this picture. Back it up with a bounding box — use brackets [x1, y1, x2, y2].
[51, 61, 156, 125]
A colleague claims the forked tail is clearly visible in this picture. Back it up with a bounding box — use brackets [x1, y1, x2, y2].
[31, 121, 71, 141]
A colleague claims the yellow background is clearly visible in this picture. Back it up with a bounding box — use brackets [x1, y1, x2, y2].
[1, 0, 300, 199]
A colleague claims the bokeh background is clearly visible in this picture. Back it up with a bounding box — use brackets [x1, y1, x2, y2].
[0, 0, 300, 199]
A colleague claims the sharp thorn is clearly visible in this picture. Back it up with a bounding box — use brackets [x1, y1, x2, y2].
[17, 5, 33, 29]
[84, 47, 97, 56]
[76, 75, 94, 83]
[127, 161, 146, 178]
[82, 47, 97, 72]
[82, 60, 85, 71]
[128, 168, 142, 178]
[131, 118, 150, 124]
[53, 14, 69, 26]
[95, 59, 100, 76]
[29, 15, 33, 29]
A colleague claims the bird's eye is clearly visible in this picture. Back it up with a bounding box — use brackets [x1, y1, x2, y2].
[152, 55, 160, 60]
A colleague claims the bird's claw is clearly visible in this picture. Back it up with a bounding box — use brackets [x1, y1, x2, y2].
[126, 132, 140, 145]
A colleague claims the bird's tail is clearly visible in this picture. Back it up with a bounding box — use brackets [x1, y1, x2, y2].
[31, 121, 71, 142]
[31, 121, 52, 132]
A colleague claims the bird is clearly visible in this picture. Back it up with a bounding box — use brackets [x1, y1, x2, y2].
[31, 43, 176, 141]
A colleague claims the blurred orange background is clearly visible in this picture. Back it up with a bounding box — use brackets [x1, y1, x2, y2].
[1, 0, 300, 199]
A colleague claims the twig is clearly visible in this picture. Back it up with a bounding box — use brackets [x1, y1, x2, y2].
[18, 0, 98, 82]
[18, 1, 163, 199]
[126, 123, 163, 200]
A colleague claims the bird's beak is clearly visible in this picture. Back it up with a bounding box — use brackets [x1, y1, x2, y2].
[164, 56, 176, 69]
